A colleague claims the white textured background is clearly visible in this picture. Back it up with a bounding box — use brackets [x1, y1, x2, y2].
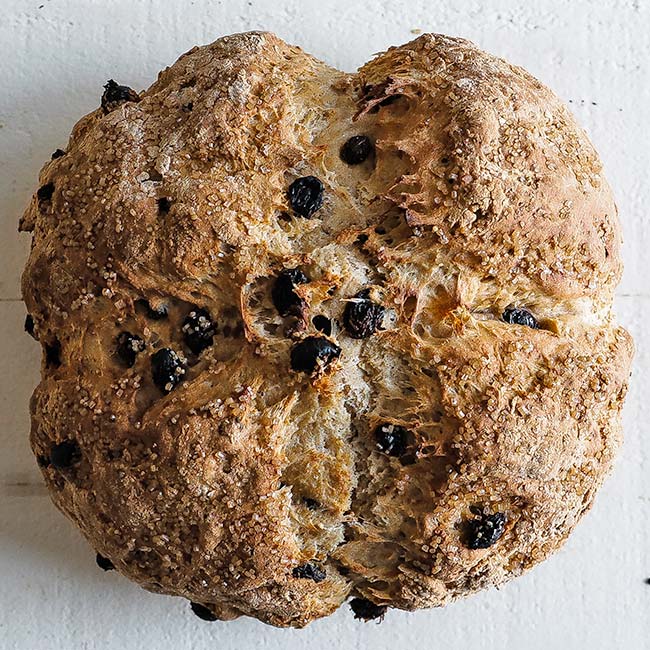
[1, 1, 648, 648]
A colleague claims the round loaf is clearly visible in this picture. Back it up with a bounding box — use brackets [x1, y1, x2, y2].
[20, 31, 633, 627]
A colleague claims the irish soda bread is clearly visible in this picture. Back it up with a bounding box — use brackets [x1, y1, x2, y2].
[20, 32, 633, 627]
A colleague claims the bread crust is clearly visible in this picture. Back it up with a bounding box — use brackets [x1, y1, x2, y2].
[20, 31, 633, 627]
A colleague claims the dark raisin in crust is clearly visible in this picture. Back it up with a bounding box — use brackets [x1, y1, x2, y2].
[182, 308, 216, 354]
[101, 79, 140, 114]
[24, 314, 35, 338]
[349, 598, 387, 621]
[287, 176, 324, 218]
[290, 336, 341, 374]
[157, 197, 172, 214]
[151, 348, 186, 393]
[95, 553, 115, 571]
[502, 307, 538, 329]
[343, 289, 384, 339]
[272, 268, 309, 316]
[51, 149, 66, 159]
[115, 332, 145, 367]
[465, 511, 507, 549]
[45, 340, 61, 367]
[37, 182, 55, 205]
[312, 315, 332, 335]
[190, 602, 218, 621]
[50, 440, 81, 469]
[292, 562, 326, 583]
[340, 135, 374, 165]
[374, 423, 410, 457]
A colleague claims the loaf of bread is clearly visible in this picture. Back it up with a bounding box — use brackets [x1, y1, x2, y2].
[19, 31, 633, 627]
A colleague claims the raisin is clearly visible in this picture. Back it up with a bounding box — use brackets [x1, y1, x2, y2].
[303, 497, 320, 510]
[287, 176, 324, 218]
[137, 299, 168, 320]
[343, 290, 384, 339]
[290, 336, 341, 374]
[292, 562, 326, 583]
[51, 149, 66, 159]
[151, 348, 186, 393]
[24, 314, 35, 338]
[45, 340, 61, 367]
[374, 423, 409, 457]
[37, 182, 55, 206]
[115, 332, 145, 367]
[182, 308, 216, 354]
[96, 553, 115, 571]
[157, 197, 171, 214]
[502, 307, 538, 329]
[312, 315, 332, 336]
[340, 135, 374, 165]
[350, 598, 387, 621]
[465, 511, 506, 550]
[50, 440, 81, 469]
[189, 602, 218, 622]
[101, 79, 140, 114]
[272, 268, 309, 317]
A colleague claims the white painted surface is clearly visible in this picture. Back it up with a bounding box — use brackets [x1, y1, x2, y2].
[0, 1, 648, 648]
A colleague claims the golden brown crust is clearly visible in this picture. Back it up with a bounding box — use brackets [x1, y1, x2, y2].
[20, 31, 633, 627]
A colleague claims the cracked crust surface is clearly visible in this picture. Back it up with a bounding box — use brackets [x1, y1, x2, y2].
[20, 31, 633, 627]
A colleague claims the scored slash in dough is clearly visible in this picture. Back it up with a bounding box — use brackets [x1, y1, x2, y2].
[20, 31, 633, 627]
